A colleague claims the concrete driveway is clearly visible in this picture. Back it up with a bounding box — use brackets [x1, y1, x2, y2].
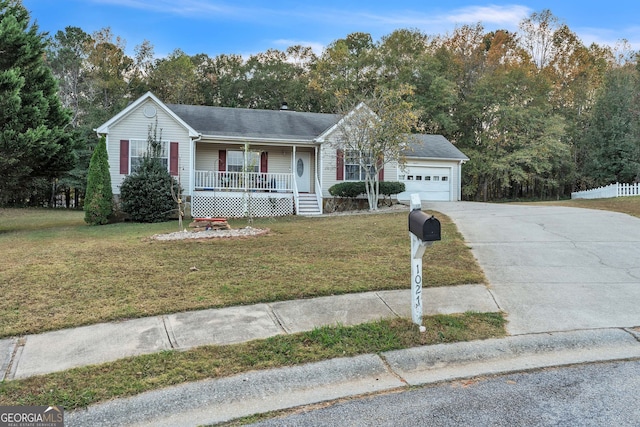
[428, 202, 640, 335]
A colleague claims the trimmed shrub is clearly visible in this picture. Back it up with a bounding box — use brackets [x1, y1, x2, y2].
[84, 136, 113, 225]
[379, 181, 405, 196]
[329, 181, 405, 198]
[328, 181, 366, 198]
[119, 157, 181, 223]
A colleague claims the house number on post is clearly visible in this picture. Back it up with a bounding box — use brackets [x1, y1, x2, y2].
[408, 194, 441, 332]
[412, 261, 423, 323]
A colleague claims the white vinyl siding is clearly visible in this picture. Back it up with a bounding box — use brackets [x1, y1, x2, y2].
[268, 149, 293, 174]
[106, 99, 191, 195]
[195, 142, 217, 171]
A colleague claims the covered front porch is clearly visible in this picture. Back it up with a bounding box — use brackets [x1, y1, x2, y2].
[190, 142, 322, 218]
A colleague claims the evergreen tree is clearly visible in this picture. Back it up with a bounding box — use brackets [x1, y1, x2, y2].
[84, 135, 112, 225]
[119, 123, 180, 223]
[580, 65, 640, 186]
[0, 0, 76, 206]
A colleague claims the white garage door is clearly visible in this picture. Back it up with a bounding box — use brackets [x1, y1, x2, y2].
[399, 167, 451, 201]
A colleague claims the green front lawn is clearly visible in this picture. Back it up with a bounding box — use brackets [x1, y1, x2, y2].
[0, 208, 485, 337]
[0, 207, 496, 412]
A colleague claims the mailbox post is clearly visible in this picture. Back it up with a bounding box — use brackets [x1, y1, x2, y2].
[408, 194, 441, 331]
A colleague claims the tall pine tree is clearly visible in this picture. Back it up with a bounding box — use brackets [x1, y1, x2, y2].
[0, 0, 76, 206]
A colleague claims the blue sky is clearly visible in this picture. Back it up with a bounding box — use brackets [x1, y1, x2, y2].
[22, 0, 640, 58]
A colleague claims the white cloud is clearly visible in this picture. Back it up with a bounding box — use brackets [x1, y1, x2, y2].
[577, 26, 640, 51]
[353, 4, 531, 30]
[88, 0, 245, 18]
[444, 5, 531, 27]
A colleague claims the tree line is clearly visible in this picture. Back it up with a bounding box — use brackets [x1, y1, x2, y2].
[2, 1, 639, 206]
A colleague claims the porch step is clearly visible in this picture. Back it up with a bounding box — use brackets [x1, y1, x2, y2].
[297, 194, 322, 216]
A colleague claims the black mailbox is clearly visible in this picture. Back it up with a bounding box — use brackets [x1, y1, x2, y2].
[409, 210, 441, 242]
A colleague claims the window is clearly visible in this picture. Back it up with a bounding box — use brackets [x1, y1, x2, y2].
[344, 150, 373, 181]
[425, 176, 431, 181]
[130, 139, 168, 173]
[433, 176, 440, 181]
[442, 176, 449, 182]
[227, 150, 260, 172]
[416, 176, 422, 181]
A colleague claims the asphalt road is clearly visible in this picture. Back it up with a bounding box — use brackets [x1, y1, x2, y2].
[251, 360, 640, 426]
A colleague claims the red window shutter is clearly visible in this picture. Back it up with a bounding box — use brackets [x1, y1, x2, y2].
[378, 166, 384, 181]
[169, 142, 179, 176]
[219, 150, 226, 171]
[336, 149, 344, 181]
[260, 151, 268, 173]
[119, 140, 129, 174]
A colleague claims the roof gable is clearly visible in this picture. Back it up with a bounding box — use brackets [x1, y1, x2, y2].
[95, 92, 199, 137]
[315, 102, 378, 142]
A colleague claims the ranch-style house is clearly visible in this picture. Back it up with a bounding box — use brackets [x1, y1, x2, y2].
[96, 92, 468, 218]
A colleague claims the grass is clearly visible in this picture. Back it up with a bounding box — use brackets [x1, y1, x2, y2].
[0, 208, 86, 232]
[0, 208, 484, 338]
[526, 196, 640, 218]
[0, 312, 506, 410]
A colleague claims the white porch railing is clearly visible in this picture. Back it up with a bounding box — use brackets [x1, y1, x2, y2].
[571, 182, 640, 199]
[194, 171, 293, 192]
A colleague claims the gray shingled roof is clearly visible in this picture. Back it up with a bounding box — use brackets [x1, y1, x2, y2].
[403, 135, 469, 160]
[167, 104, 341, 141]
[166, 103, 467, 160]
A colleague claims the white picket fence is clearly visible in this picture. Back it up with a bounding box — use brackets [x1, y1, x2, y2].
[571, 182, 640, 199]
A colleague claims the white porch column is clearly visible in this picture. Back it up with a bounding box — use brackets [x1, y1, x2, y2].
[189, 138, 195, 197]
[292, 145, 296, 173]
[318, 144, 323, 196]
[314, 145, 319, 193]
[244, 142, 250, 192]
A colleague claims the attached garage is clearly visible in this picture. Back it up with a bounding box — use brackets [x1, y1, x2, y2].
[401, 166, 452, 201]
[396, 135, 468, 202]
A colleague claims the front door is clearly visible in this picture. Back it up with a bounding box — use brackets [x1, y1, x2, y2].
[295, 152, 311, 193]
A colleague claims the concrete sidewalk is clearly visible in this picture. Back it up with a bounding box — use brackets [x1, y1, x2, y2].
[1, 285, 497, 381]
